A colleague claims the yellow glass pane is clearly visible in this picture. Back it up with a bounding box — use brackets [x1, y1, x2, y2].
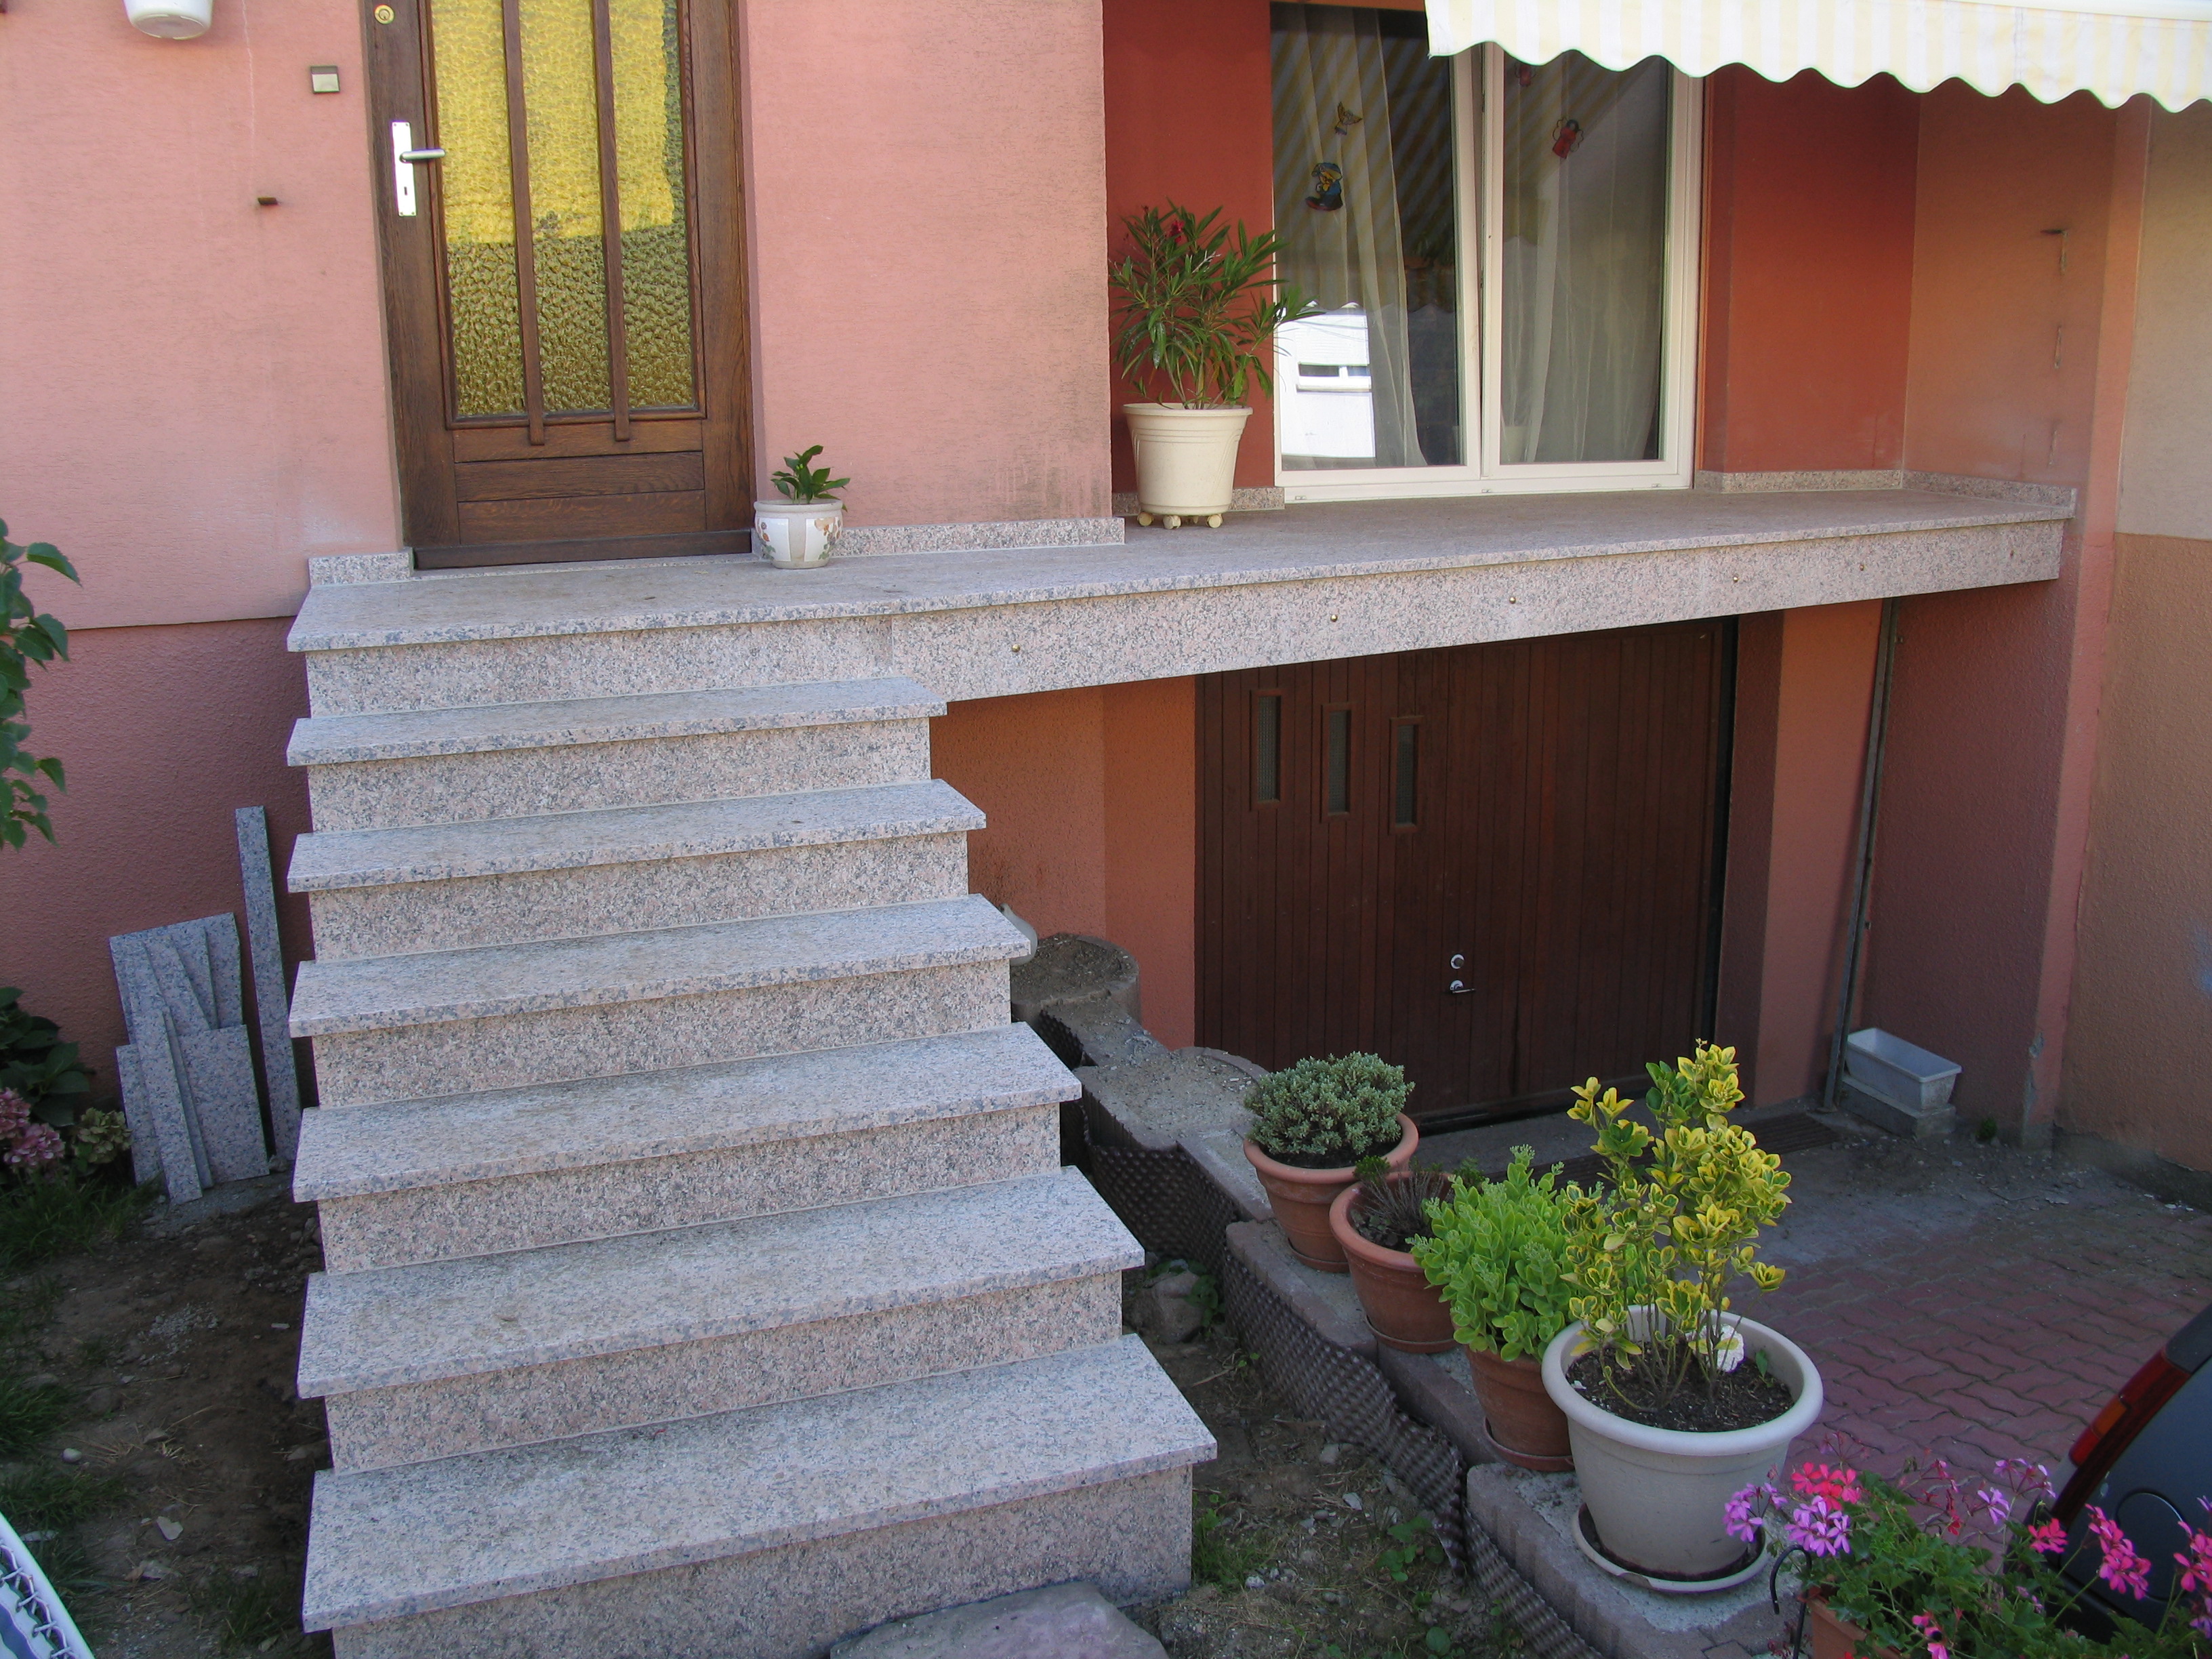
[518, 0, 611, 413]
[610, 0, 695, 408]
[431, 0, 525, 418]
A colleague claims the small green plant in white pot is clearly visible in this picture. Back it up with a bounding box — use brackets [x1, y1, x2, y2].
[755, 445, 848, 570]
[1542, 1042, 1822, 1590]
[1110, 203, 1313, 530]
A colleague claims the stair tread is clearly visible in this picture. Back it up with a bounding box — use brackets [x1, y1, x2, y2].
[289, 780, 982, 893]
[298, 1169, 1132, 1396]
[288, 677, 941, 766]
[301, 1334, 1213, 1631]
[293, 1025, 1073, 1202]
[289, 895, 1022, 1038]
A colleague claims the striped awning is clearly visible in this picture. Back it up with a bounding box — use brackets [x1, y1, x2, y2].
[1425, 0, 2212, 109]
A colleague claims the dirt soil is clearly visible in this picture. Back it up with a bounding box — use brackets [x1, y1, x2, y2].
[1563, 1348, 1795, 1435]
[11, 1181, 329, 1658]
[1126, 1316, 1523, 1659]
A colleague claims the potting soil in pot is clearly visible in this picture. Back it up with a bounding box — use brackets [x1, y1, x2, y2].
[1267, 1135, 1404, 1170]
[1565, 1351, 1795, 1434]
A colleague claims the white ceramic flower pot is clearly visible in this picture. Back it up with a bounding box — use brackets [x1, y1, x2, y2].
[1542, 1314, 1824, 1582]
[126, 0, 213, 37]
[1124, 403, 1250, 527]
[753, 499, 842, 570]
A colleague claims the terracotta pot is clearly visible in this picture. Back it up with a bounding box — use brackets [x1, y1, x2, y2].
[1463, 1347, 1574, 1470]
[1328, 1176, 1455, 1352]
[1541, 1314, 1826, 1579]
[1244, 1115, 1418, 1271]
[1805, 1592, 1896, 1659]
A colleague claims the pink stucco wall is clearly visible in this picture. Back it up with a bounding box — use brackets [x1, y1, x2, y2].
[739, 0, 1112, 526]
[1859, 87, 2146, 1140]
[0, 0, 398, 630]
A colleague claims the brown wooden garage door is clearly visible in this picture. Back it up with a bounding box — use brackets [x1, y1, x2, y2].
[1197, 623, 1732, 1126]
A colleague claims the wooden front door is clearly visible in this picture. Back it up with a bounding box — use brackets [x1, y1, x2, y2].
[1197, 623, 1732, 1126]
[365, 0, 750, 569]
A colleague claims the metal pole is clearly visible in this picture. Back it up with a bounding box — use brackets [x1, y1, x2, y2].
[1823, 597, 1902, 1109]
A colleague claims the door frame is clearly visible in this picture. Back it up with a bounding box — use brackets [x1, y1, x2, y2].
[361, 0, 754, 567]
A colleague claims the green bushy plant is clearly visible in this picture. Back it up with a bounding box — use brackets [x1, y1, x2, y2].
[1244, 1052, 1410, 1166]
[1412, 1147, 1576, 1361]
[0, 989, 89, 1109]
[1562, 1041, 1790, 1409]
[769, 445, 848, 504]
[1109, 202, 1317, 409]
[0, 523, 78, 848]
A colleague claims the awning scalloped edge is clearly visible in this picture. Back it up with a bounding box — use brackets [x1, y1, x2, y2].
[1427, 0, 2211, 110]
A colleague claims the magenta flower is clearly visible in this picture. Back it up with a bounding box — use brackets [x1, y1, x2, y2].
[4, 1122, 62, 1171]
[1791, 1463, 1863, 1507]
[2026, 1518, 2068, 1555]
[0, 1090, 28, 1141]
[1974, 1485, 2011, 1527]
[2087, 1506, 2152, 1600]
[1788, 1494, 1852, 1559]
[1995, 1458, 2055, 1502]
[2175, 1518, 2212, 1595]
[1910, 1613, 1949, 1659]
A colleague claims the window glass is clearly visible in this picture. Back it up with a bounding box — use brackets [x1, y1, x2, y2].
[1498, 53, 1671, 464]
[1271, 5, 1460, 470]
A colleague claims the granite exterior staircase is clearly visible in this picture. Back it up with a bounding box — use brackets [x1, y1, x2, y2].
[281, 598, 1212, 1656]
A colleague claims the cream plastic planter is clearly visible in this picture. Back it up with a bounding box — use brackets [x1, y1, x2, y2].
[1542, 1314, 1824, 1584]
[1124, 404, 1250, 528]
[754, 499, 842, 570]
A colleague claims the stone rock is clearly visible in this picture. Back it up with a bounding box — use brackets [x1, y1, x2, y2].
[1132, 1271, 1204, 1344]
[1009, 934, 1141, 1025]
[831, 1581, 1167, 1659]
[1080, 1049, 1263, 1155]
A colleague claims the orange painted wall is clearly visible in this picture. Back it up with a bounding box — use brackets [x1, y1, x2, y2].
[1103, 0, 1278, 494]
[933, 680, 1199, 1049]
[741, 0, 1112, 525]
[1858, 87, 2145, 1139]
[0, 621, 314, 1099]
[1700, 70, 1919, 472]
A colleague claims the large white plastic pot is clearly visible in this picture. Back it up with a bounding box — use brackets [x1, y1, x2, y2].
[753, 499, 842, 570]
[127, 0, 214, 37]
[1124, 403, 1250, 527]
[1542, 1314, 1824, 1581]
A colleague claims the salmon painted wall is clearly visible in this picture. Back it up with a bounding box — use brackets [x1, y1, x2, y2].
[0, 621, 314, 1102]
[1858, 86, 2148, 1141]
[0, 0, 398, 631]
[1103, 0, 1278, 493]
[1699, 70, 1919, 472]
[741, 0, 1111, 526]
[2062, 104, 2212, 1171]
[933, 681, 1198, 1048]
[1713, 607, 1879, 1107]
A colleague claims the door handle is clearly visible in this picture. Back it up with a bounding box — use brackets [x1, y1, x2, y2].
[390, 121, 443, 217]
[1448, 980, 1473, 996]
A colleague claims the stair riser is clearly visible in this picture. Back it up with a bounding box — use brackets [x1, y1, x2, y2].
[304, 720, 933, 832]
[324, 1467, 1191, 1657]
[316, 1103, 1061, 1272]
[321, 1275, 1122, 1470]
[306, 618, 916, 719]
[307, 833, 970, 960]
[309, 962, 1010, 1108]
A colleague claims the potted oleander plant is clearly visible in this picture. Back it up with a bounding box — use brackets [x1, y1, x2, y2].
[1242, 1053, 1417, 1271]
[1412, 1148, 1578, 1470]
[1110, 203, 1314, 530]
[754, 445, 848, 570]
[1541, 1042, 1823, 1586]
[1328, 1159, 1459, 1353]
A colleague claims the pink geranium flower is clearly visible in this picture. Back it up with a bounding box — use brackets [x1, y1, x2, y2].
[1791, 1463, 1864, 1507]
[2026, 1518, 2068, 1555]
[2087, 1506, 2152, 1600]
[1910, 1613, 1948, 1659]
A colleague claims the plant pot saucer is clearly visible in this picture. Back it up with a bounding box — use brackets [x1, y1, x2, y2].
[1572, 1507, 1767, 1595]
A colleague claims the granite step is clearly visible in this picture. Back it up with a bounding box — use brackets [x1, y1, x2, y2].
[291, 896, 1026, 1108]
[302, 1335, 1212, 1651]
[290, 678, 942, 832]
[293, 781, 983, 959]
[301, 1169, 1136, 1469]
[298, 1025, 1076, 1272]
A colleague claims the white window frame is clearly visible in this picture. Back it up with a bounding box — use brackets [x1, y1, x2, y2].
[1277, 43, 1704, 503]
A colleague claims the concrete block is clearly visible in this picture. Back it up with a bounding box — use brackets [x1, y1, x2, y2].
[832, 1581, 1167, 1658]
[1839, 1077, 1955, 1141]
[1010, 934, 1141, 1025]
[237, 807, 304, 1160]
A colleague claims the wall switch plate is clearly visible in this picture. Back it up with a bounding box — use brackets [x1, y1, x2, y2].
[309, 64, 340, 94]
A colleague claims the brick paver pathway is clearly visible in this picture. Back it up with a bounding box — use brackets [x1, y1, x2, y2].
[1756, 1172, 2212, 1483]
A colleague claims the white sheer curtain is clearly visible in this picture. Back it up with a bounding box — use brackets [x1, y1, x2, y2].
[1273, 7, 1425, 470]
[1498, 54, 1671, 465]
